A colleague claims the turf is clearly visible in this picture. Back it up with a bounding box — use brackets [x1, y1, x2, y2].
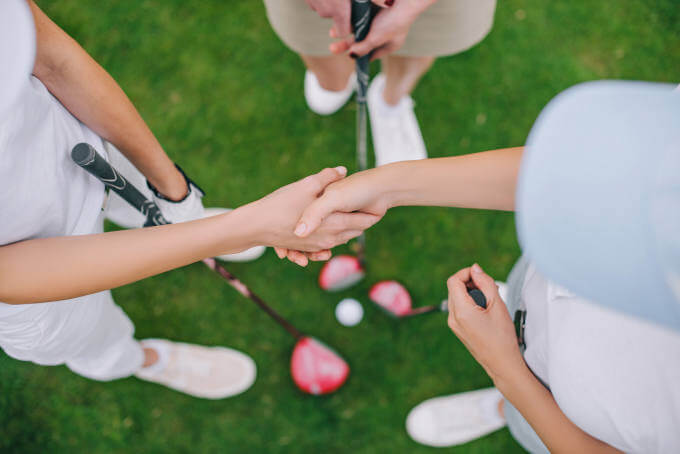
[1, 1, 678, 452]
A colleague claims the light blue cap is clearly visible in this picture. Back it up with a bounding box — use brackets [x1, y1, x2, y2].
[517, 81, 680, 331]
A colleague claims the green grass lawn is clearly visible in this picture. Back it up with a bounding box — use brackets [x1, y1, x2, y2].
[2, 1, 678, 452]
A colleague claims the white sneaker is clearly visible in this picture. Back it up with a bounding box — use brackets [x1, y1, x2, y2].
[406, 388, 506, 447]
[135, 339, 256, 399]
[202, 207, 266, 262]
[367, 73, 427, 167]
[304, 70, 356, 116]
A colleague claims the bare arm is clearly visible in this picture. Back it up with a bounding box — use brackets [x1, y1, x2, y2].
[294, 147, 523, 237]
[0, 168, 379, 304]
[447, 266, 621, 454]
[0, 210, 251, 304]
[383, 147, 522, 210]
[497, 368, 622, 454]
[28, 0, 187, 200]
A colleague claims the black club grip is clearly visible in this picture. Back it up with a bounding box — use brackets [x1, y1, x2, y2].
[351, 0, 379, 101]
[71, 143, 169, 227]
[467, 288, 487, 309]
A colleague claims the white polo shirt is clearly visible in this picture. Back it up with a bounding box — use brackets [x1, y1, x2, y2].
[0, 75, 105, 247]
[521, 264, 680, 453]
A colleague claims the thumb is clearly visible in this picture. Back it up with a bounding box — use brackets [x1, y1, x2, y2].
[294, 194, 336, 237]
[348, 34, 378, 57]
[332, 14, 351, 39]
[470, 263, 500, 301]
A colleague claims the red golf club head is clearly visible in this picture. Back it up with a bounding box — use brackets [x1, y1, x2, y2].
[290, 337, 350, 395]
[369, 280, 413, 317]
[319, 255, 365, 292]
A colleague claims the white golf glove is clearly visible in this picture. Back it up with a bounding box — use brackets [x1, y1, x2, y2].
[148, 165, 206, 224]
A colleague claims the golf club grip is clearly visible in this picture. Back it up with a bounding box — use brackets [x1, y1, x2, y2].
[467, 289, 487, 309]
[71, 143, 304, 339]
[71, 143, 169, 227]
[351, 0, 378, 102]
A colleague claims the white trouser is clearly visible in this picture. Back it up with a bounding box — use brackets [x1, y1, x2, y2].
[0, 289, 144, 381]
[0, 143, 147, 381]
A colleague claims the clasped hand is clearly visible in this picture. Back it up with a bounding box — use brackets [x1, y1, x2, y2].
[306, 0, 433, 60]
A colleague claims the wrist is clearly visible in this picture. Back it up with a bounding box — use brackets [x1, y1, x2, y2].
[380, 160, 420, 208]
[214, 204, 262, 253]
[491, 362, 533, 396]
[147, 166, 189, 201]
[230, 202, 269, 248]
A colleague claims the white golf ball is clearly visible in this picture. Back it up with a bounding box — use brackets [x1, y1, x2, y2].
[335, 298, 364, 327]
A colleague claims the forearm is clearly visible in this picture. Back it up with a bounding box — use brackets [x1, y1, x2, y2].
[0, 209, 256, 304]
[381, 147, 523, 211]
[496, 367, 621, 454]
[28, 1, 186, 199]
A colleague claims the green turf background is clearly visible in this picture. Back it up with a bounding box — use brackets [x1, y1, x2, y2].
[1, 1, 678, 452]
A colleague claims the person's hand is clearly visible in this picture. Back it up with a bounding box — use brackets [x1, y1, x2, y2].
[272, 167, 392, 265]
[243, 166, 380, 264]
[446, 264, 528, 385]
[305, 0, 353, 40]
[329, 0, 436, 60]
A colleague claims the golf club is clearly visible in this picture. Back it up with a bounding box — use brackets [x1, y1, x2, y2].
[369, 280, 487, 318]
[71, 142, 350, 395]
[318, 0, 379, 292]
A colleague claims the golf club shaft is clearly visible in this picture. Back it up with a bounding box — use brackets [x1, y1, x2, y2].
[351, 0, 378, 266]
[71, 142, 304, 339]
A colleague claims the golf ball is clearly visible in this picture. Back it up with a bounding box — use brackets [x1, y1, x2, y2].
[335, 298, 364, 327]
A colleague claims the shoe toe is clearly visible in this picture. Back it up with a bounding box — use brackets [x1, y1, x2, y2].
[406, 404, 439, 446]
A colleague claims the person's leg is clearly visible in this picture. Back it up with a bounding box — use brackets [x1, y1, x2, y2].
[300, 54, 356, 115]
[300, 54, 354, 92]
[381, 55, 435, 105]
[367, 57, 431, 166]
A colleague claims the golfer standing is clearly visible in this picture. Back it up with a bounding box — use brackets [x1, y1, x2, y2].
[0, 0, 375, 399]
[263, 0, 496, 166]
[292, 81, 680, 452]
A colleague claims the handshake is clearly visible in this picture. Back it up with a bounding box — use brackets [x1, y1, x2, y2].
[237, 165, 390, 266]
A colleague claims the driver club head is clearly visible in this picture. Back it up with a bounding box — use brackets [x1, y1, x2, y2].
[319, 255, 365, 292]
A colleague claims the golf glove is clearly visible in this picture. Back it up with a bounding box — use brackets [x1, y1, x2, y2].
[147, 164, 206, 224]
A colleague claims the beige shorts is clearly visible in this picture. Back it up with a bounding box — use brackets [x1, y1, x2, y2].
[263, 0, 496, 57]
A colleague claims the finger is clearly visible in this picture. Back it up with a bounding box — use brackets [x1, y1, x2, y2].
[325, 212, 381, 232]
[371, 0, 391, 7]
[470, 263, 501, 302]
[348, 34, 381, 57]
[331, 8, 351, 38]
[294, 192, 342, 238]
[287, 250, 309, 267]
[370, 40, 400, 61]
[311, 166, 348, 194]
[308, 250, 332, 261]
[446, 267, 472, 293]
[447, 268, 483, 310]
[274, 247, 288, 259]
[329, 38, 353, 54]
[370, 45, 390, 61]
[337, 229, 364, 244]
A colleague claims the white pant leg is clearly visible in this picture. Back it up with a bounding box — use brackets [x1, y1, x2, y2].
[0, 290, 144, 381]
[0, 210, 144, 381]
